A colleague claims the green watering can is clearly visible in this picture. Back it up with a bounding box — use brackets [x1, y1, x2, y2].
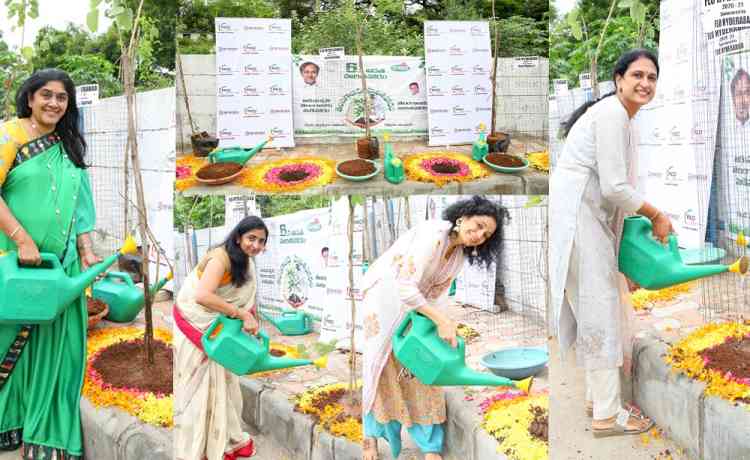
[618, 216, 748, 290]
[383, 133, 405, 184]
[260, 309, 321, 336]
[202, 315, 315, 375]
[392, 311, 533, 392]
[207, 136, 271, 165]
[0, 236, 139, 324]
[93, 271, 173, 323]
[471, 124, 489, 162]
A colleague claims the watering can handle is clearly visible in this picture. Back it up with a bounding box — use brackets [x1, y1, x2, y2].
[394, 311, 414, 338]
[668, 234, 681, 257]
[256, 329, 270, 351]
[35, 253, 62, 269]
[204, 317, 221, 342]
[104, 271, 136, 287]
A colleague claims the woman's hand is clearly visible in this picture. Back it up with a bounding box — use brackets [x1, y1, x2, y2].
[16, 234, 41, 266]
[651, 212, 674, 244]
[79, 249, 102, 270]
[626, 277, 641, 293]
[437, 319, 458, 348]
[238, 309, 259, 335]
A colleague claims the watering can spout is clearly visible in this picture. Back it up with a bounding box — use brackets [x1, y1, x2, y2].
[452, 366, 514, 387]
[148, 272, 173, 297]
[252, 355, 314, 374]
[66, 235, 139, 304]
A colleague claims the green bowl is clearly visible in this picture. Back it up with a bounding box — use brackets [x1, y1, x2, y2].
[335, 159, 381, 181]
[483, 155, 529, 174]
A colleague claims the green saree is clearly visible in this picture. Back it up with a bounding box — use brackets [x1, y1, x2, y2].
[0, 125, 95, 460]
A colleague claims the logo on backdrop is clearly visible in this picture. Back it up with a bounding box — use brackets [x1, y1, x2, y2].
[216, 22, 233, 33]
[474, 85, 489, 95]
[431, 126, 446, 137]
[270, 46, 290, 53]
[691, 124, 705, 143]
[473, 65, 489, 75]
[425, 25, 440, 36]
[449, 46, 464, 56]
[269, 85, 287, 96]
[307, 218, 323, 232]
[278, 255, 313, 309]
[451, 85, 465, 96]
[669, 125, 685, 143]
[429, 86, 444, 96]
[242, 43, 260, 55]
[682, 209, 699, 231]
[243, 64, 261, 75]
[218, 85, 234, 97]
[269, 22, 286, 34]
[390, 62, 410, 72]
[472, 47, 489, 53]
[218, 64, 233, 75]
[219, 129, 235, 140]
[243, 85, 261, 96]
[452, 105, 467, 116]
[270, 127, 286, 137]
[664, 165, 681, 186]
[217, 46, 238, 53]
[268, 64, 285, 74]
[470, 25, 483, 36]
[427, 66, 443, 76]
[243, 106, 264, 118]
[450, 65, 465, 76]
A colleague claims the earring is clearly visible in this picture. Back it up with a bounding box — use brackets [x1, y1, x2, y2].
[472, 247, 478, 257]
[453, 217, 463, 234]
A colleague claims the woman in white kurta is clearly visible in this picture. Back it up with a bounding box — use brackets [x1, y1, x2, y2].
[550, 49, 673, 436]
[361, 196, 509, 460]
[173, 216, 267, 460]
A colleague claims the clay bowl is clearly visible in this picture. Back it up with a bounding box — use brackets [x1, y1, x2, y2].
[87, 298, 110, 329]
[336, 159, 381, 181]
[195, 162, 244, 186]
[483, 153, 529, 174]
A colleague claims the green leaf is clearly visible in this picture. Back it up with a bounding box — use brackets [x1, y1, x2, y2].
[618, 0, 633, 8]
[115, 9, 133, 31]
[109, 5, 125, 16]
[86, 8, 99, 32]
[20, 46, 33, 61]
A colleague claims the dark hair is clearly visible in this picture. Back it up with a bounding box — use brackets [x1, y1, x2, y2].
[222, 216, 269, 287]
[409, 82, 419, 87]
[731, 68, 750, 96]
[442, 196, 510, 268]
[561, 49, 659, 138]
[299, 62, 319, 74]
[321, 247, 329, 254]
[15, 68, 87, 168]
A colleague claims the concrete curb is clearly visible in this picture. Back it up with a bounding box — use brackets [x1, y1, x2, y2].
[80, 398, 172, 460]
[632, 337, 750, 460]
[238, 377, 510, 460]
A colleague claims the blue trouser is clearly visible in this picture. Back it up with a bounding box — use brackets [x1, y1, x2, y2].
[364, 412, 444, 458]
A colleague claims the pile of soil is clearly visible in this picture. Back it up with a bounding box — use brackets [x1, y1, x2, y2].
[700, 336, 750, 392]
[87, 298, 107, 316]
[527, 405, 548, 442]
[486, 153, 525, 168]
[269, 349, 287, 357]
[91, 338, 173, 395]
[296, 387, 362, 422]
[429, 161, 460, 174]
[196, 162, 243, 180]
[338, 159, 376, 177]
[279, 169, 310, 183]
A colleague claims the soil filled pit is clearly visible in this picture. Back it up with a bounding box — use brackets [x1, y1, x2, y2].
[279, 170, 311, 182]
[486, 153, 525, 168]
[91, 338, 173, 395]
[528, 405, 548, 442]
[700, 336, 750, 395]
[87, 298, 107, 316]
[338, 159, 376, 176]
[430, 161, 460, 174]
[305, 387, 362, 422]
[196, 162, 243, 180]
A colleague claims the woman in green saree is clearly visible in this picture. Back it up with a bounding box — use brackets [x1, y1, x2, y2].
[0, 69, 99, 459]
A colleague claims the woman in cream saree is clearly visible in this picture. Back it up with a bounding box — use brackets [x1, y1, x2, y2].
[174, 216, 267, 460]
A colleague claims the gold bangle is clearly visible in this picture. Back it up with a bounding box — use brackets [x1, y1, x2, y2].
[9, 225, 21, 239]
[650, 210, 661, 221]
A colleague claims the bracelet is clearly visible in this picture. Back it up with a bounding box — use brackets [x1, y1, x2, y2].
[77, 242, 92, 250]
[9, 225, 21, 239]
[649, 210, 661, 221]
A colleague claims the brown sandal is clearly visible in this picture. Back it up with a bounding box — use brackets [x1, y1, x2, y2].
[592, 408, 654, 438]
[586, 401, 644, 418]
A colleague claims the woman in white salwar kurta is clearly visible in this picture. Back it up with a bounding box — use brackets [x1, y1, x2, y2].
[174, 216, 267, 460]
[549, 49, 673, 436]
[361, 196, 509, 460]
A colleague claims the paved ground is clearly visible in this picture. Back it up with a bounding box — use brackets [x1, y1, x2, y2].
[549, 286, 713, 460]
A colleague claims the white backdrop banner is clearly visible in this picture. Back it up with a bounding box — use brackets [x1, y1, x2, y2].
[292, 55, 427, 137]
[255, 208, 330, 320]
[215, 17, 295, 148]
[424, 20, 492, 146]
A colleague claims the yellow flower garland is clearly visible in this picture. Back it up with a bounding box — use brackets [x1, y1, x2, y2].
[482, 393, 549, 460]
[403, 152, 489, 186]
[665, 321, 750, 402]
[241, 157, 337, 193]
[526, 151, 549, 172]
[175, 155, 208, 192]
[630, 282, 696, 311]
[295, 381, 363, 444]
[85, 327, 174, 428]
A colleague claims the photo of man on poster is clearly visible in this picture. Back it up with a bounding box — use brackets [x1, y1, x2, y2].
[731, 68, 750, 129]
[300, 61, 320, 86]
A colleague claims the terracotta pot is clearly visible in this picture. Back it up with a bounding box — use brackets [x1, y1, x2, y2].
[487, 132, 511, 153]
[191, 132, 219, 157]
[357, 137, 380, 159]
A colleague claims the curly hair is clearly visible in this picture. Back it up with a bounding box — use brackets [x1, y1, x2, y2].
[442, 196, 510, 268]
